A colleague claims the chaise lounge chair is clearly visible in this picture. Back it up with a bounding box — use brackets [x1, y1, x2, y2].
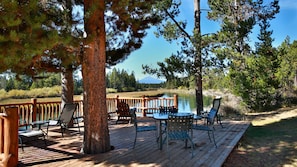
[48, 103, 79, 137]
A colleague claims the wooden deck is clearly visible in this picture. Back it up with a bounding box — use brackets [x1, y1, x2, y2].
[17, 119, 250, 167]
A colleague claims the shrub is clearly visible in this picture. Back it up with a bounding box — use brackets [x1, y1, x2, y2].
[0, 89, 7, 100]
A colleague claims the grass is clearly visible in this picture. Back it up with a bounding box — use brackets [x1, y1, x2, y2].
[223, 107, 297, 167]
[0, 89, 169, 104]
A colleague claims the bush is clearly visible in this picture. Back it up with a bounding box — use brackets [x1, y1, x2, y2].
[0, 89, 8, 100]
[5, 86, 62, 99]
[7, 89, 28, 99]
[107, 88, 117, 93]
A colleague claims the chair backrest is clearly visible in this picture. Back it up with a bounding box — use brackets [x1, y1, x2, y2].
[159, 106, 178, 114]
[207, 108, 218, 125]
[117, 101, 131, 117]
[59, 103, 78, 124]
[167, 114, 193, 133]
[212, 97, 221, 111]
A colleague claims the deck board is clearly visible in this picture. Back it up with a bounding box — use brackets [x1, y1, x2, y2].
[18, 119, 250, 167]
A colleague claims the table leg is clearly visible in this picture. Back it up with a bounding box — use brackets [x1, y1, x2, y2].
[159, 120, 163, 150]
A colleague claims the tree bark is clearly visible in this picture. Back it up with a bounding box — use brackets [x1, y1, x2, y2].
[61, 68, 74, 108]
[194, 0, 203, 114]
[82, 0, 110, 154]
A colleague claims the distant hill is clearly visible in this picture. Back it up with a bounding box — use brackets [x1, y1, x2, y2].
[138, 76, 164, 84]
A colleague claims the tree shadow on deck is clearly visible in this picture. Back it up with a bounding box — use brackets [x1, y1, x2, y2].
[18, 120, 250, 167]
[18, 127, 84, 166]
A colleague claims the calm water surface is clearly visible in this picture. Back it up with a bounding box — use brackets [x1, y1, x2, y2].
[163, 93, 213, 114]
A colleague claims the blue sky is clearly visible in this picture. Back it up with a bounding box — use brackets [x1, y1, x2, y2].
[110, 0, 297, 81]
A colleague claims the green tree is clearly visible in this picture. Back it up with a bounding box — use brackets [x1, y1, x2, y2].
[5, 77, 15, 92]
[143, 0, 222, 113]
[276, 38, 297, 91]
[109, 68, 122, 91]
[221, 0, 280, 110]
[0, 1, 62, 75]
[143, 54, 191, 87]
[107, 68, 137, 92]
[0, 0, 175, 154]
[83, 0, 172, 154]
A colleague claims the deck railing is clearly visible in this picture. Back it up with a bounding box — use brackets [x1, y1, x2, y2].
[0, 94, 177, 125]
[0, 107, 18, 167]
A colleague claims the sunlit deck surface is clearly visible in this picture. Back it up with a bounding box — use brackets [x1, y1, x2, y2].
[18, 118, 250, 167]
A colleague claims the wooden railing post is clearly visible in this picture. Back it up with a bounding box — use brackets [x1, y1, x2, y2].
[142, 95, 146, 117]
[0, 115, 3, 153]
[5, 107, 18, 167]
[31, 98, 37, 122]
[115, 95, 119, 107]
[174, 94, 178, 109]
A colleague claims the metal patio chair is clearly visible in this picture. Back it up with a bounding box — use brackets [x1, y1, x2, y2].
[48, 103, 79, 137]
[165, 113, 195, 158]
[130, 108, 157, 148]
[200, 97, 223, 127]
[193, 108, 218, 147]
[18, 121, 48, 151]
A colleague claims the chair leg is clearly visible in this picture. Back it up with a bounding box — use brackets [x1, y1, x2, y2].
[43, 134, 47, 146]
[166, 137, 170, 159]
[207, 131, 212, 143]
[211, 131, 217, 148]
[18, 136, 24, 152]
[75, 118, 81, 133]
[133, 132, 137, 149]
[60, 126, 65, 137]
[188, 137, 195, 158]
[217, 114, 223, 128]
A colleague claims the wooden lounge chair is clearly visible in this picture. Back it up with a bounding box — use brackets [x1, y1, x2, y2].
[115, 101, 132, 124]
[48, 103, 79, 137]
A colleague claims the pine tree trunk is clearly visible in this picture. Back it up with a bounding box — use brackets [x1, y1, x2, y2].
[61, 68, 74, 127]
[82, 0, 110, 154]
[61, 68, 74, 108]
[194, 0, 204, 114]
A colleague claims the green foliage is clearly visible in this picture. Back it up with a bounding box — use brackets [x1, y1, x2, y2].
[276, 38, 297, 90]
[106, 88, 117, 93]
[208, 0, 281, 111]
[106, 68, 137, 92]
[0, 72, 84, 95]
[230, 54, 280, 111]
[0, 1, 64, 75]
[105, 0, 172, 66]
